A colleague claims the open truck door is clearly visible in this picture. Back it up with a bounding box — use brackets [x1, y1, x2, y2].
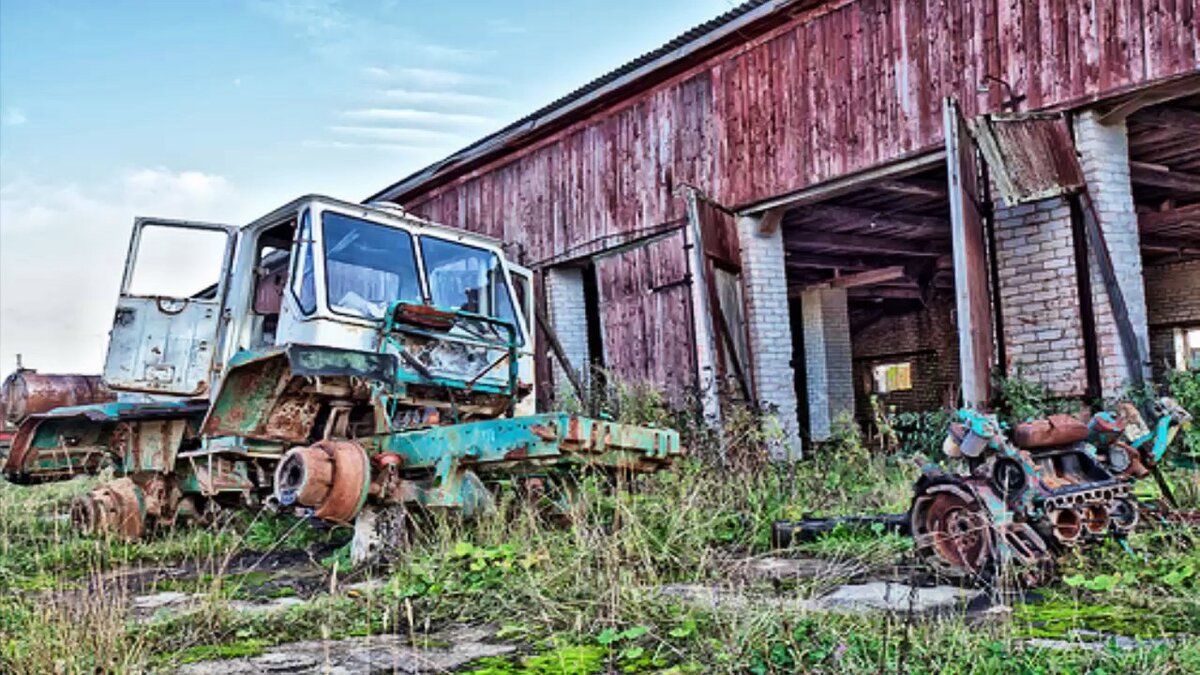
[103, 218, 238, 397]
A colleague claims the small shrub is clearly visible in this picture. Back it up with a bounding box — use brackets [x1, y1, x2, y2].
[992, 365, 1080, 428]
[1166, 368, 1200, 458]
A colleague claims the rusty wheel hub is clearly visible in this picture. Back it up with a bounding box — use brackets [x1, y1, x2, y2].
[911, 482, 995, 580]
[274, 439, 370, 523]
[71, 477, 147, 540]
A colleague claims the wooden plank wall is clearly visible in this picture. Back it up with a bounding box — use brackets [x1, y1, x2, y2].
[400, 0, 1197, 394]
[594, 230, 696, 400]
[405, 0, 1197, 268]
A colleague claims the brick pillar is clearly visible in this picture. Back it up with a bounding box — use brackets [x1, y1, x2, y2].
[545, 266, 589, 400]
[737, 216, 802, 459]
[1074, 110, 1150, 398]
[801, 287, 854, 441]
[993, 197, 1088, 396]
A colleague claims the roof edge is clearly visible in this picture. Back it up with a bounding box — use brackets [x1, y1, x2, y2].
[366, 0, 807, 205]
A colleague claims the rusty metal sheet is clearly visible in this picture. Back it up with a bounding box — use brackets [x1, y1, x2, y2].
[970, 113, 1086, 205]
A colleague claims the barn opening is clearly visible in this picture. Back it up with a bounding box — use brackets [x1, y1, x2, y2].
[769, 158, 961, 441]
[1126, 94, 1200, 382]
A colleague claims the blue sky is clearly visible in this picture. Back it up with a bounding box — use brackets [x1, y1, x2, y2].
[0, 0, 732, 372]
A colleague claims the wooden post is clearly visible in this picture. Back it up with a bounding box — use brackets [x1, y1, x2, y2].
[683, 188, 723, 430]
[944, 99, 995, 408]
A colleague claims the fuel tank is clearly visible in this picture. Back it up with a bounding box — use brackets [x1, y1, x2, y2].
[1, 370, 116, 424]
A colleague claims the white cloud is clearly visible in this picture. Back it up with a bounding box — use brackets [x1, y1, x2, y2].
[2, 108, 27, 126]
[329, 125, 462, 145]
[0, 168, 251, 373]
[486, 18, 526, 35]
[387, 67, 496, 89]
[341, 108, 494, 128]
[380, 89, 503, 108]
[254, 1, 481, 65]
[250, 0, 349, 39]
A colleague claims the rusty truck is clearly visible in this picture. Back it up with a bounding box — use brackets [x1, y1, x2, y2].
[1, 196, 681, 555]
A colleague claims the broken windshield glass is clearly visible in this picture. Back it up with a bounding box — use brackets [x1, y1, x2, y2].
[419, 236, 521, 344]
[322, 211, 421, 320]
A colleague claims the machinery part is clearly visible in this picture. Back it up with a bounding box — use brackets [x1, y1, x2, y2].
[1109, 498, 1139, 533]
[274, 439, 371, 523]
[350, 503, 412, 567]
[990, 456, 1027, 499]
[1106, 442, 1133, 473]
[958, 413, 1000, 458]
[1082, 503, 1110, 536]
[1, 371, 114, 425]
[771, 513, 910, 548]
[1049, 509, 1082, 544]
[1012, 414, 1090, 449]
[910, 481, 996, 580]
[1088, 411, 1124, 447]
[942, 423, 966, 458]
[71, 477, 151, 540]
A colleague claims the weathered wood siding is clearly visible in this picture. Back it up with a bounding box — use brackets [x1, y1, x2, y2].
[595, 231, 697, 399]
[399, 0, 1197, 396]
[404, 0, 1198, 265]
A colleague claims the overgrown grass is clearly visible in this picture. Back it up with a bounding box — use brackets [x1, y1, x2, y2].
[2, 397, 1200, 672]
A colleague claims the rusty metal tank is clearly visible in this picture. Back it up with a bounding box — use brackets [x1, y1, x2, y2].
[0, 370, 115, 425]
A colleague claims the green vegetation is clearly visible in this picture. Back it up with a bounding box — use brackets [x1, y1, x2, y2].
[2, 388, 1200, 673]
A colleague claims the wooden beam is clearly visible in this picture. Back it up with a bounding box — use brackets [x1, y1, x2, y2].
[1130, 162, 1200, 193]
[1139, 203, 1200, 228]
[819, 266, 907, 289]
[1130, 106, 1200, 134]
[1099, 76, 1200, 124]
[756, 207, 785, 235]
[1140, 235, 1200, 256]
[874, 178, 948, 201]
[785, 231, 945, 256]
[945, 98, 994, 407]
[739, 151, 944, 214]
[786, 204, 951, 237]
[847, 287, 924, 300]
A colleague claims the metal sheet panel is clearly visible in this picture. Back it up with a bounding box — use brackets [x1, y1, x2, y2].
[971, 113, 1087, 205]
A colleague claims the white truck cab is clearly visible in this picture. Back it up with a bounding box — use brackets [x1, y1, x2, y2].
[102, 195, 536, 415]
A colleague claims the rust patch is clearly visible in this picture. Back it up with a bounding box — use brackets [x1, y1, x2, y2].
[265, 395, 321, 441]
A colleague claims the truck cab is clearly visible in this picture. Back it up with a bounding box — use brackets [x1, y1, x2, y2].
[103, 196, 536, 416]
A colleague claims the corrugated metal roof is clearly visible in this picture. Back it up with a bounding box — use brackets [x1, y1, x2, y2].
[366, 0, 788, 204]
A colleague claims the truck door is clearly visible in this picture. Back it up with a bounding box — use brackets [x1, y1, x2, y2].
[103, 218, 238, 397]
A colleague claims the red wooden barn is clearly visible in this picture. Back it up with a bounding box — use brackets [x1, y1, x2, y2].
[369, 0, 1200, 454]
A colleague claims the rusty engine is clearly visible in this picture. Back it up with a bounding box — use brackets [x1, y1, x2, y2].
[909, 403, 1189, 584]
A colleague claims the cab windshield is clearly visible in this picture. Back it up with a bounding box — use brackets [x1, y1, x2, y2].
[322, 211, 421, 319]
[420, 236, 520, 342]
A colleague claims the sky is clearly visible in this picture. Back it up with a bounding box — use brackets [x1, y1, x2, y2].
[0, 0, 733, 374]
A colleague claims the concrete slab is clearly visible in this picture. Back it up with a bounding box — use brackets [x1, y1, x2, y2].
[814, 582, 983, 614]
[176, 625, 516, 674]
